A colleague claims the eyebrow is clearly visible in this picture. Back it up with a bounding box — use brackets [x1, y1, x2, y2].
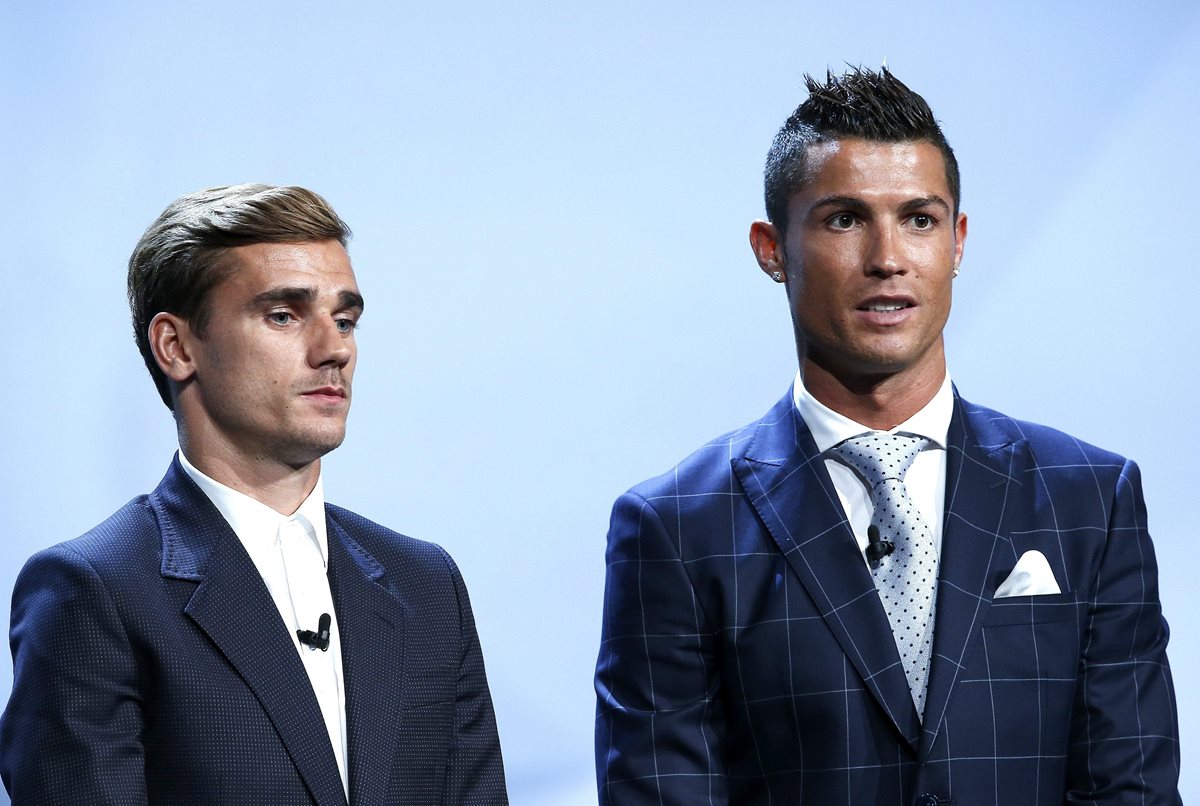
[809, 194, 952, 216]
[252, 287, 365, 312]
[338, 289, 365, 312]
[810, 195, 871, 215]
[898, 195, 952, 215]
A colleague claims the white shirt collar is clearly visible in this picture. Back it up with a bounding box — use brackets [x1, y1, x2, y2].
[792, 370, 954, 453]
[177, 450, 329, 566]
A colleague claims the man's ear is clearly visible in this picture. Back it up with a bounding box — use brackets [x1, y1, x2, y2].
[953, 211, 968, 269]
[749, 220, 787, 283]
[149, 312, 198, 383]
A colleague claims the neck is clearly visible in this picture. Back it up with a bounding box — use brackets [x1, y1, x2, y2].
[800, 359, 945, 431]
[178, 428, 320, 516]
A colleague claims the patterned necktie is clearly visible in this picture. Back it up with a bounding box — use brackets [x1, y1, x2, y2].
[833, 432, 938, 719]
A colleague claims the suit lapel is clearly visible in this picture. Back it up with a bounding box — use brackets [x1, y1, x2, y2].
[326, 514, 406, 806]
[154, 459, 348, 806]
[918, 396, 1027, 757]
[732, 394, 922, 749]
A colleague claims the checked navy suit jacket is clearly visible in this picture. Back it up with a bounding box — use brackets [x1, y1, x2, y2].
[1, 457, 507, 805]
[596, 389, 1180, 804]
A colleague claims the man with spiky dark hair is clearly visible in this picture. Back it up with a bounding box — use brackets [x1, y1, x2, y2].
[595, 68, 1180, 804]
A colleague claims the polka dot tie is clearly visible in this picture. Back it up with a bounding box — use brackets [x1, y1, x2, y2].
[833, 432, 938, 719]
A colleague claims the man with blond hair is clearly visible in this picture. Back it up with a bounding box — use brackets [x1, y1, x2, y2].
[1, 184, 507, 805]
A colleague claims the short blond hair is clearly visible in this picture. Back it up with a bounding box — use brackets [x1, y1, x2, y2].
[127, 184, 351, 409]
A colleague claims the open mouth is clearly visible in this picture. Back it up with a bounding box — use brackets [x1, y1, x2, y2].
[858, 301, 913, 313]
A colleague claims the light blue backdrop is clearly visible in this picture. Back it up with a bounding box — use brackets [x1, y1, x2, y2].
[2, 2, 1197, 802]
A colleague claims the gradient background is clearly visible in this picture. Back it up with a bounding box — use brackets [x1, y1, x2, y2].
[2, 2, 1197, 802]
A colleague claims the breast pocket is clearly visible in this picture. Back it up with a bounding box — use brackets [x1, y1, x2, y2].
[400, 661, 456, 708]
[984, 592, 1080, 626]
[976, 593, 1082, 683]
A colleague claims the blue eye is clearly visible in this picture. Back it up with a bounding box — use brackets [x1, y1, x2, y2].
[268, 311, 295, 325]
[335, 318, 358, 333]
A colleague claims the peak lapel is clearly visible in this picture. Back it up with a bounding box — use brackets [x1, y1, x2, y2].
[326, 517, 406, 806]
[732, 396, 922, 749]
[154, 461, 348, 806]
[919, 396, 1027, 757]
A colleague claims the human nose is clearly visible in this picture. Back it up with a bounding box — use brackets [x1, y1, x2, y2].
[308, 316, 353, 368]
[866, 223, 906, 277]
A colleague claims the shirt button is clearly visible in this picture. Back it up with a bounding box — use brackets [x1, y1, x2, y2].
[916, 796, 941, 806]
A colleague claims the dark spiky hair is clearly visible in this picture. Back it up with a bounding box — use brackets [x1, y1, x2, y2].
[763, 66, 960, 235]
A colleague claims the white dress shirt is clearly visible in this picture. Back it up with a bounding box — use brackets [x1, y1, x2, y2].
[178, 451, 348, 798]
[792, 372, 954, 564]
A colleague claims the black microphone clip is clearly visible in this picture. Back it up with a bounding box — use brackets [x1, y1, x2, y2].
[297, 612, 332, 651]
[865, 525, 895, 568]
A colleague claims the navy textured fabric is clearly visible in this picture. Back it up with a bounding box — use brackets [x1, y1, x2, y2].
[595, 389, 1180, 805]
[1, 458, 508, 805]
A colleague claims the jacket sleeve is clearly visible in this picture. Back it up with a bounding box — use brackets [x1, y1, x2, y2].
[0, 544, 149, 804]
[439, 549, 509, 804]
[595, 490, 729, 804]
[1065, 459, 1181, 804]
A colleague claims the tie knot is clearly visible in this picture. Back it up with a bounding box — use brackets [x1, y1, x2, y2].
[832, 432, 928, 488]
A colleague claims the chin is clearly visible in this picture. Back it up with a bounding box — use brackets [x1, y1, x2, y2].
[279, 428, 347, 465]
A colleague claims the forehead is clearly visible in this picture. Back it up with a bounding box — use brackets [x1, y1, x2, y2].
[797, 138, 952, 204]
[218, 240, 358, 296]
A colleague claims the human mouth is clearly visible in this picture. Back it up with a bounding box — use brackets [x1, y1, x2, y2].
[856, 296, 916, 322]
[301, 386, 348, 405]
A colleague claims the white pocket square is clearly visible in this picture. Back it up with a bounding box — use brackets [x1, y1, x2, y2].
[994, 550, 1061, 598]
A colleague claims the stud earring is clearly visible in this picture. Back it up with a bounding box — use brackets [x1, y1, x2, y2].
[771, 271, 784, 282]
[952, 264, 960, 277]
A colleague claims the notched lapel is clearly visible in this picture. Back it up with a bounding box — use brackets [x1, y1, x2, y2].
[919, 397, 1027, 757]
[732, 398, 922, 749]
[327, 517, 406, 806]
[154, 461, 348, 806]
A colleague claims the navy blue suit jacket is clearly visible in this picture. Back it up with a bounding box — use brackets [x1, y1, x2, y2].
[596, 390, 1180, 804]
[1, 458, 507, 804]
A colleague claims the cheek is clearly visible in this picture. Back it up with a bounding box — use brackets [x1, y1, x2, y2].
[914, 237, 956, 268]
[924, 281, 954, 331]
[789, 285, 844, 340]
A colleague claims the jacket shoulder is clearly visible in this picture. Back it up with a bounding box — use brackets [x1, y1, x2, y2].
[24, 495, 161, 576]
[626, 398, 789, 502]
[958, 397, 1131, 468]
[325, 504, 460, 578]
